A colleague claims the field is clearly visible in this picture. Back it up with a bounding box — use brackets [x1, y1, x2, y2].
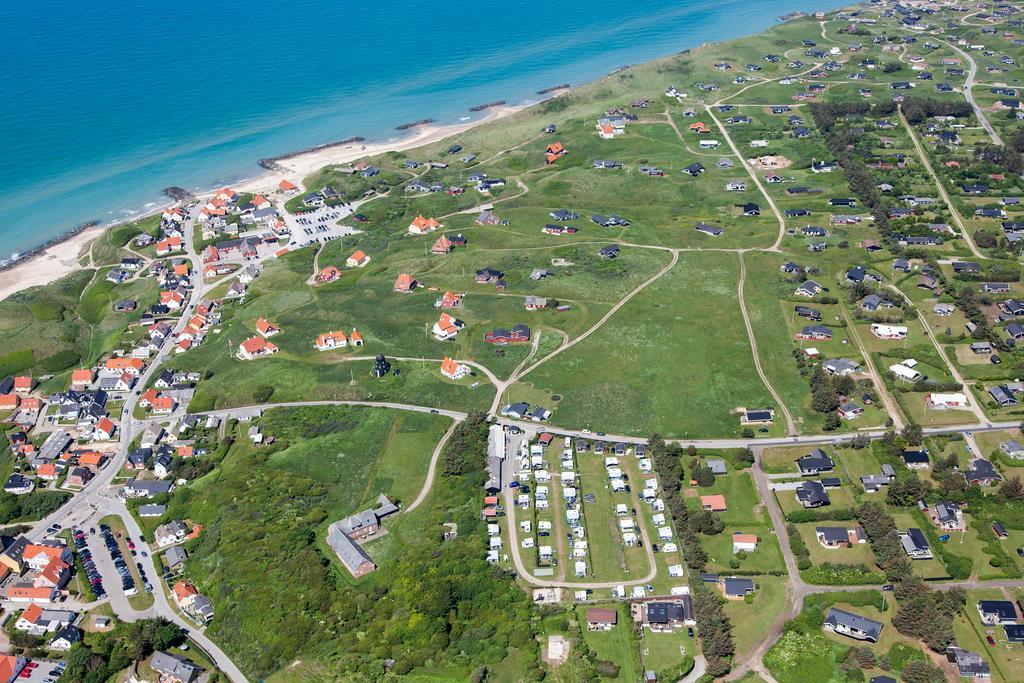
[509, 251, 776, 438]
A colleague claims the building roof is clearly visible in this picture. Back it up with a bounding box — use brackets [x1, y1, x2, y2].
[825, 607, 883, 641]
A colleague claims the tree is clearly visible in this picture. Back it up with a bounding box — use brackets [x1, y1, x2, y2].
[736, 447, 755, 465]
[695, 465, 715, 488]
[901, 423, 924, 446]
[823, 413, 842, 431]
[999, 475, 1024, 501]
[900, 660, 945, 683]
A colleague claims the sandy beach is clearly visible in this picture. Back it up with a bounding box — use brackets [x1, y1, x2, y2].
[234, 104, 527, 193]
[0, 102, 533, 304]
[0, 224, 108, 302]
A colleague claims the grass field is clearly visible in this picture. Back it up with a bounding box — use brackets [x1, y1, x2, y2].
[510, 251, 775, 438]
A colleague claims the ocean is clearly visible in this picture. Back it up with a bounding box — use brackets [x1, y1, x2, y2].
[0, 0, 848, 258]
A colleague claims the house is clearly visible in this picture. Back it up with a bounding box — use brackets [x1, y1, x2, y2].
[3, 474, 32, 496]
[931, 501, 964, 530]
[315, 331, 348, 351]
[338, 250, 370, 272]
[1001, 440, 1024, 459]
[823, 358, 860, 376]
[695, 223, 724, 237]
[408, 215, 441, 235]
[796, 481, 830, 508]
[794, 280, 822, 298]
[824, 607, 883, 642]
[484, 324, 531, 344]
[599, 245, 620, 259]
[838, 402, 863, 420]
[989, 385, 1018, 407]
[902, 450, 930, 469]
[739, 202, 760, 216]
[586, 608, 618, 631]
[797, 449, 834, 476]
[946, 648, 990, 679]
[237, 336, 278, 361]
[436, 291, 462, 309]
[724, 577, 755, 599]
[816, 526, 867, 547]
[431, 236, 454, 254]
[440, 357, 470, 380]
[870, 324, 907, 340]
[643, 599, 694, 631]
[394, 273, 417, 293]
[899, 528, 932, 559]
[978, 600, 1017, 625]
[150, 651, 203, 683]
[732, 533, 758, 553]
[14, 604, 76, 636]
[432, 313, 465, 341]
[965, 458, 1002, 485]
[700, 495, 726, 512]
[49, 625, 82, 651]
[796, 325, 832, 341]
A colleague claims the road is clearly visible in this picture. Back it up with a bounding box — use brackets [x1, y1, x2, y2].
[405, 418, 462, 513]
[23, 205, 250, 682]
[705, 106, 788, 252]
[737, 253, 796, 435]
[838, 305, 905, 431]
[897, 106, 985, 259]
[885, 284, 989, 424]
[936, 38, 1004, 146]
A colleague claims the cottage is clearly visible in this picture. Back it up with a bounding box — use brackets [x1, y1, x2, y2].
[824, 608, 883, 642]
[796, 481, 830, 508]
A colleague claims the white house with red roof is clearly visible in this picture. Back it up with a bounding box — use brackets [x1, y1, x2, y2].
[256, 317, 282, 338]
[238, 337, 278, 361]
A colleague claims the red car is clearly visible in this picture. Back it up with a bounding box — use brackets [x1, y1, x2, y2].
[127, 540, 136, 550]
[987, 635, 996, 646]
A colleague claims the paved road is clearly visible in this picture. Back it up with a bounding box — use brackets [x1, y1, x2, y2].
[897, 106, 985, 259]
[936, 38, 1004, 146]
[198, 400, 468, 422]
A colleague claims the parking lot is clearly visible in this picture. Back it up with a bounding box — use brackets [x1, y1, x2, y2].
[70, 527, 106, 600]
[16, 659, 64, 683]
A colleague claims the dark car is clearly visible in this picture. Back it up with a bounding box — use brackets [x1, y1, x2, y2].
[352, 214, 369, 223]
[882, 584, 894, 591]
[1016, 547, 1024, 557]
[992, 354, 1002, 364]
[687, 627, 694, 638]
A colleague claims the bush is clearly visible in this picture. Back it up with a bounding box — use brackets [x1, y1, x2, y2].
[252, 385, 275, 403]
[30, 301, 65, 321]
[39, 349, 81, 373]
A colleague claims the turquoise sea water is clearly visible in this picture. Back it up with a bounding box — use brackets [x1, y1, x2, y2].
[0, 0, 846, 258]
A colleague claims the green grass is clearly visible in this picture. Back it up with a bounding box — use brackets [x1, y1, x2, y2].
[510, 251, 776, 438]
[724, 576, 787, 660]
[575, 603, 641, 681]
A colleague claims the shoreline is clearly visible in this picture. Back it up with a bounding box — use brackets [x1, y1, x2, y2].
[0, 102, 535, 303]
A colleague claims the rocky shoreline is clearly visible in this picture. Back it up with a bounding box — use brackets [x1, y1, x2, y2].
[258, 136, 367, 171]
[537, 83, 570, 95]
[0, 220, 99, 273]
[469, 100, 506, 112]
[395, 119, 436, 131]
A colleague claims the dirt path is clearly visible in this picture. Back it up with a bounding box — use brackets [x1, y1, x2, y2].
[885, 284, 989, 424]
[838, 305, 905, 431]
[705, 107, 786, 251]
[513, 249, 679, 382]
[405, 419, 461, 513]
[737, 253, 797, 435]
[897, 106, 985, 259]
